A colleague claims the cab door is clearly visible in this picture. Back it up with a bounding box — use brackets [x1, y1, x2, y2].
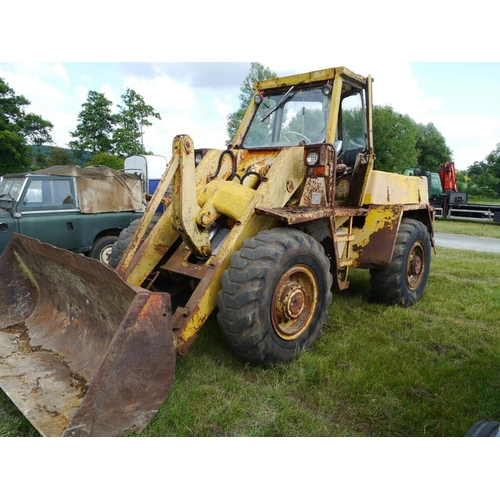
[17, 177, 81, 251]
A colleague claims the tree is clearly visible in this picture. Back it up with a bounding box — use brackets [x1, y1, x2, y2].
[226, 63, 278, 144]
[415, 122, 453, 171]
[112, 88, 161, 158]
[0, 77, 53, 174]
[466, 143, 500, 199]
[48, 147, 74, 166]
[68, 90, 116, 160]
[372, 105, 419, 172]
[86, 152, 124, 170]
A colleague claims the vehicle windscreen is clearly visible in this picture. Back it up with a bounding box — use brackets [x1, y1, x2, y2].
[0, 178, 26, 204]
[242, 85, 331, 148]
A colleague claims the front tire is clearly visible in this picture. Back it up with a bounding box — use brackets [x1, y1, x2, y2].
[89, 235, 118, 265]
[109, 219, 141, 269]
[217, 228, 333, 367]
[108, 216, 159, 269]
[370, 218, 431, 307]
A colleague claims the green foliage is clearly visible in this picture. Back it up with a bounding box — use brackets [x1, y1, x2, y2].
[465, 143, 500, 199]
[86, 152, 124, 170]
[226, 62, 277, 144]
[33, 146, 50, 168]
[47, 146, 75, 166]
[68, 88, 161, 160]
[372, 106, 453, 174]
[415, 122, 453, 171]
[0, 77, 53, 174]
[112, 88, 161, 158]
[68, 90, 116, 160]
[373, 105, 419, 172]
[0, 130, 33, 173]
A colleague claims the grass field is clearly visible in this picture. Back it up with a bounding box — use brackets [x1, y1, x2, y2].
[1, 220, 499, 437]
[434, 218, 500, 238]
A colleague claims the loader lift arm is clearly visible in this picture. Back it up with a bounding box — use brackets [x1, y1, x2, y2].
[117, 135, 211, 284]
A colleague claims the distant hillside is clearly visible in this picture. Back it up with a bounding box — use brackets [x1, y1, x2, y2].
[31, 145, 92, 166]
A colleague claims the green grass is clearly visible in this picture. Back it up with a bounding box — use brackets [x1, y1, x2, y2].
[1, 226, 500, 437]
[136, 248, 500, 437]
[468, 196, 500, 205]
[434, 218, 500, 238]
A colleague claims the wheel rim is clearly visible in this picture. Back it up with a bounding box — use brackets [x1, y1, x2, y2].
[271, 265, 319, 341]
[406, 241, 425, 290]
[100, 245, 113, 265]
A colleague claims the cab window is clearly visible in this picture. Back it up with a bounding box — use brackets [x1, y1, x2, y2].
[20, 178, 75, 210]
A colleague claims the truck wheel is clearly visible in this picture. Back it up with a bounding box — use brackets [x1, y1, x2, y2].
[89, 235, 118, 265]
[217, 228, 333, 367]
[370, 218, 431, 307]
[109, 219, 141, 269]
[108, 217, 159, 269]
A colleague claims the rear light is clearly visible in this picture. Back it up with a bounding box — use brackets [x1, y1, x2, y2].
[307, 166, 326, 176]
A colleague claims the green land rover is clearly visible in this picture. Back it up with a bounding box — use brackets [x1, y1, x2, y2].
[0, 165, 145, 265]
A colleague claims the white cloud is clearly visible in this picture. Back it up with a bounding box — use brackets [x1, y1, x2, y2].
[0, 71, 65, 110]
[430, 114, 500, 140]
[9, 62, 70, 82]
[123, 74, 195, 115]
[453, 140, 499, 170]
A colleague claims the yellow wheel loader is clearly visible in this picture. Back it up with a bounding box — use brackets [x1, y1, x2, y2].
[0, 67, 434, 436]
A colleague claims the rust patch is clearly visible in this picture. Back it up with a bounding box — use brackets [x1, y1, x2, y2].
[4, 322, 90, 395]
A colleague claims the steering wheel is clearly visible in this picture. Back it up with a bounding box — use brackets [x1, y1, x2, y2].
[282, 131, 311, 144]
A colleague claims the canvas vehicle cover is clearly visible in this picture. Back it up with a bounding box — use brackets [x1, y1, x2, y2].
[28, 165, 145, 213]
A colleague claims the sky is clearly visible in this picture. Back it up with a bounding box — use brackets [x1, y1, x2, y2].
[2, 60, 500, 171]
[3, 0, 500, 175]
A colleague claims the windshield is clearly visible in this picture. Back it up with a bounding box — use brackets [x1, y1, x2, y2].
[243, 85, 332, 148]
[0, 177, 25, 202]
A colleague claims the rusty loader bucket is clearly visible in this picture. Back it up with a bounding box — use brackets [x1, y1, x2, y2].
[0, 234, 175, 437]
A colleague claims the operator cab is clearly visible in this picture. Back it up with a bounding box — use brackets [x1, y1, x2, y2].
[242, 79, 368, 168]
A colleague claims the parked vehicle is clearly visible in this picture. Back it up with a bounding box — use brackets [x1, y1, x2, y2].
[124, 154, 167, 196]
[0, 165, 145, 264]
[405, 163, 500, 221]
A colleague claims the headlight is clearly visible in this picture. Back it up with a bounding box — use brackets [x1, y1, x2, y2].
[254, 93, 263, 105]
[321, 84, 332, 96]
[306, 150, 319, 166]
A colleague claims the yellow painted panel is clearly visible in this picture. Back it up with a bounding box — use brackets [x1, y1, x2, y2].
[362, 170, 429, 206]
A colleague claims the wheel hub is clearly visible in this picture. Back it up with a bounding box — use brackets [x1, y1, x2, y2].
[411, 254, 422, 275]
[407, 242, 425, 290]
[271, 265, 319, 341]
[276, 282, 306, 321]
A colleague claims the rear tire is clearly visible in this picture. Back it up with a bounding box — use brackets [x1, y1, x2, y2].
[89, 235, 118, 265]
[217, 228, 333, 367]
[370, 218, 431, 307]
